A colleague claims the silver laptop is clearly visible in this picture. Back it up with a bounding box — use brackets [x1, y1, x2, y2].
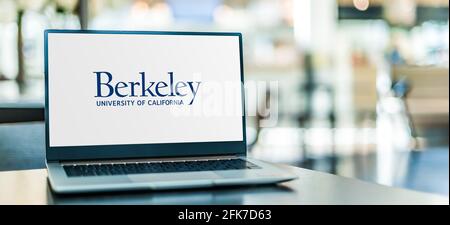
[44, 30, 296, 194]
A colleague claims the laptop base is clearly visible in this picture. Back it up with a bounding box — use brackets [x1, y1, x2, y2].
[47, 157, 297, 194]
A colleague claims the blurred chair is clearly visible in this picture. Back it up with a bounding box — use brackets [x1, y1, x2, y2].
[392, 66, 449, 128]
[392, 66, 449, 147]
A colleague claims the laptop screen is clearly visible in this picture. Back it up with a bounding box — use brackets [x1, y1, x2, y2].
[47, 32, 244, 148]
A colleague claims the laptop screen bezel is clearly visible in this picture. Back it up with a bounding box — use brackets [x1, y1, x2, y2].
[45, 30, 247, 161]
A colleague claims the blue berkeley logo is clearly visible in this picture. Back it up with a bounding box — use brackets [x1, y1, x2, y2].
[94, 71, 201, 106]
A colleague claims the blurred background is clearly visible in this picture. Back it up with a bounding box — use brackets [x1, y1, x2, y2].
[0, 0, 448, 196]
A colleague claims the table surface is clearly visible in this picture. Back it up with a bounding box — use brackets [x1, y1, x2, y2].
[0, 166, 448, 205]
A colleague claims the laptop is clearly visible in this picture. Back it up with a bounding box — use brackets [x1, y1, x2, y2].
[45, 30, 297, 194]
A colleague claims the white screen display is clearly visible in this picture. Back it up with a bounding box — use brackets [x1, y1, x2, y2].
[47, 33, 243, 147]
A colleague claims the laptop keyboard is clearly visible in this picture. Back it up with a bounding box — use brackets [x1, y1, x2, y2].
[63, 158, 260, 177]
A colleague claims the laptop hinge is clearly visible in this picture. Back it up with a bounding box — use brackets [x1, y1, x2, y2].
[59, 154, 242, 166]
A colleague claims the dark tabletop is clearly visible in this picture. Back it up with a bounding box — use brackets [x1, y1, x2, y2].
[0, 122, 46, 171]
